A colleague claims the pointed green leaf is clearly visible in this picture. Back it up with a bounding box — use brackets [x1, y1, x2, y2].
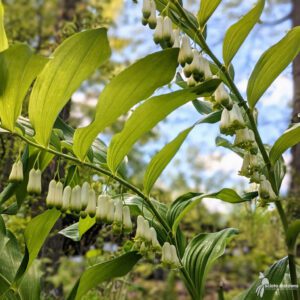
[247, 26, 300, 108]
[197, 0, 222, 28]
[73, 48, 180, 160]
[236, 257, 288, 299]
[287, 220, 300, 251]
[68, 252, 141, 300]
[270, 123, 300, 165]
[29, 28, 111, 146]
[144, 110, 221, 194]
[59, 223, 80, 242]
[223, 0, 265, 66]
[172, 189, 258, 234]
[0, 1, 8, 52]
[107, 79, 220, 172]
[0, 44, 47, 131]
[183, 228, 238, 299]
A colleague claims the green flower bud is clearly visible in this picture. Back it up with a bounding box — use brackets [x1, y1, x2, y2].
[86, 188, 96, 217]
[142, 0, 151, 19]
[46, 180, 57, 208]
[54, 181, 63, 209]
[81, 182, 90, 210]
[153, 16, 163, 44]
[178, 35, 193, 66]
[234, 128, 255, 150]
[163, 16, 172, 42]
[122, 206, 132, 233]
[70, 185, 81, 213]
[61, 185, 71, 212]
[148, 1, 157, 29]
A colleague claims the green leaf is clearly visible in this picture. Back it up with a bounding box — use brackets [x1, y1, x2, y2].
[29, 28, 111, 147]
[73, 48, 180, 160]
[15, 209, 61, 281]
[287, 220, 300, 251]
[68, 252, 141, 300]
[59, 223, 80, 242]
[223, 0, 265, 66]
[197, 0, 222, 28]
[247, 26, 300, 108]
[107, 79, 220, 172]
[78, 216, 95, 237]
[270, 123, 300, 165]
[236, 257, 288, 300]
[143, 110, 221, 194]
[0, 44, 47, 131]
[183, 228, 238, 299]
[215, 136, 244, 157]
[172, 189, 257, 234]
[192, 99, 212, 115]
[0, 1, 8, 51]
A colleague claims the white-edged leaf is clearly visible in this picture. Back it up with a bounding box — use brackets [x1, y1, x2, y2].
[223, 0, 265, 65]
[247, 26, 300, 108]
[197, 0, 222, 28]
[73, 48, 180, 160]
[183, 228, 238, 300]
[107, 79, 220, 173]
[269, 123, 300, 165]
[0, 44, 47, 131]
[29, 28, 111, 146]
[0, 1, 8, 51]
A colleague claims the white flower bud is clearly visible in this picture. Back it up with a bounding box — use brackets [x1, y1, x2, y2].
[215, 83, 230, 107]
[250, 171, 261, 184]
[46, 180, 56, 208]
[173, 29, 180, 48]
[178, 35, 193, 66]
[148, 1, 157, 29]
[163, 16, 172, 41]
[249, 154, 262, 173]
[86, 189, 96, 217]
[113, 199, 123, 224]
[96, 194, 110, 222]
[143, 219, 151, 241]
[153, 16, 163, 44]
[203, 59, 213, 80]
[54, 181, 63, 209]
[122, 206, 132, 233]
[70, 185, 81, 213]
[9, 163, 18, 182]
[106, 199, 115, 223]
[162, 242, 172, 264]
[61, 185, 71, 212]
[149, 227, 160, 250]
[27, 169, 41, 194]
[239, 153, 250, 177]
[183, 63, 192, 78]
[259, 175, 277, 201]
[234, 128, 255, 149]
[190, 50, 204, 78]
[142, 0, 151, 19]
[81, 182, 90, 210]
[220, 108, 231, 135]
[170, 244, 180, 267]
[229, 104, 245, 130]
[136, 215, 145, 239]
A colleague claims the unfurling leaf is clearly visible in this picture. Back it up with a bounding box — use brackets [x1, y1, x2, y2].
[107, 79, 220, 173]
[247, 26, 300, 108]
[73, 48, 180, 160]
[0, 1, 8, 52]
[223, 0, 265, 65]
[29, 28, 111, 147]
[0, 45, 47, 131]
[183, 228, 238, 299]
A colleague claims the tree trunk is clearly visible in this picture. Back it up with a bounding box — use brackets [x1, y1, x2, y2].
[289, 0, 300, 220]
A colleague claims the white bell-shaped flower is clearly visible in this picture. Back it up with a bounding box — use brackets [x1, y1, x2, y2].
[112, 199, 123, 234]
[9, 161, 24, 182]
[259, 175, 277, 201]
[239, 153, 251, 177]
[86, 188, 96, 217]
[148, 0, 157, 29]
[170, 244, 180, 267]
[153, 16, 163, 44]
[220, 108, 231, 135]
[27, 169, 42, 194]
[229, 104, 245, 130]
[203, 59, 213, 80]
[46, 180, 57, 208]
[106, 199, 115, 223]
[96, 194, 110, 222]
[122, 206, 132, 233]
[149, 227, 160, 250]
[178, 35, 193, 66]
[54, 181, 63, 209]
[173, 29, 180, 48]
[234, 128, 255, 149]
[80, 182, 90, 210]
[187, 75, 197, 87]
[190, 50, 204, 78]
[142, 0, 151, 19]
[162, 242, 172, 265]
[135, 215, 146, 239]
[214, 83, 231, 108]
[70, 185, 81, 213]
[61, 185, 71, 212]
[163, 16, 172, 41]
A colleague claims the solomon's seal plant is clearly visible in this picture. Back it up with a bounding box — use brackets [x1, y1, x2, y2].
[0, 0, 300, 299]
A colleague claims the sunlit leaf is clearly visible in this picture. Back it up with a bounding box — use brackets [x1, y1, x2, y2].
[247, 26, 300, 108]
[223, 0, 265, 65]
[67, 252, 141, 300]
[197, 0, 222, 28]
[73, 48, 180, 160]
[183, 228, 238, 299]
[29, 28, 111, 146]
[269, 123, 300, 165]
[107, 79, 220, 173]
[0, 45, 47, 131]
[0, 1, 8, 51]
